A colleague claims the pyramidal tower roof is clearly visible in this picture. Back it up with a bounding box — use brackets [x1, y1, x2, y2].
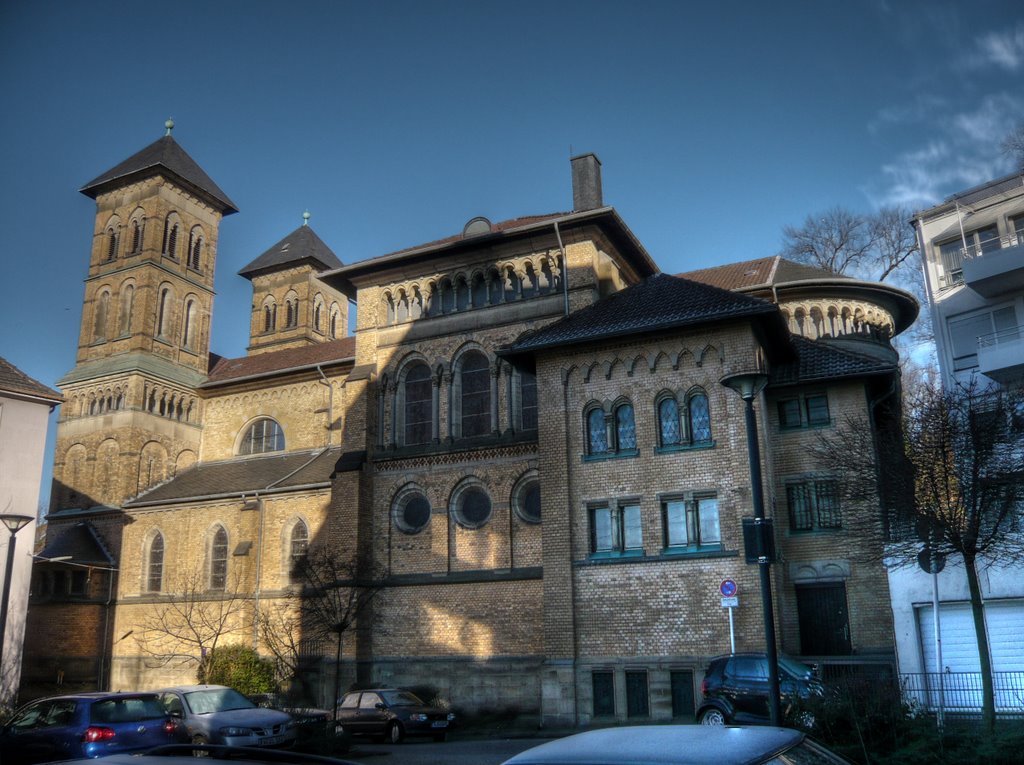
[80, 122, 238, 214]
[238, 217, 343, 279]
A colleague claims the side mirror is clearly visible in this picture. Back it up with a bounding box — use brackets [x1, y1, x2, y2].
[374, 702, 386, 711]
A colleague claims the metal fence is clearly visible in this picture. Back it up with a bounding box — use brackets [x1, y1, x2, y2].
[901, 672, 1024, 716]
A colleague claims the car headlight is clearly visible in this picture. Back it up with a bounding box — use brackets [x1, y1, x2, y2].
[219, 726, 254, 736]
[409, 714, 428, 722]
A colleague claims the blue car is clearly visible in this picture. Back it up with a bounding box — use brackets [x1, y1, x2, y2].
[0, 692, 179, 765]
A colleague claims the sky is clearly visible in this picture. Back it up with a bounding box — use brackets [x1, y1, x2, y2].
[2, 0, 1023, 509]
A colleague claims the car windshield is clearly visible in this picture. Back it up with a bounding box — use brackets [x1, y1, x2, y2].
[92, 696, 166, 723]
[380, 690, 425, 706]
[184, 688, 256, 715]
[778, 656, 815, 680]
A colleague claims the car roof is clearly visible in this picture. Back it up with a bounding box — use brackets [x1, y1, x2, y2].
[21, 691, 159, 703]
[156, 685, 231, 693]
[502, 726, 805, 765]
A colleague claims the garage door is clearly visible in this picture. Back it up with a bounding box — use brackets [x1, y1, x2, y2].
[916, 600, 1024, 711]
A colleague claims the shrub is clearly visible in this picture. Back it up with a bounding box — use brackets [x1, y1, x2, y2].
[198, 644, 276, 696]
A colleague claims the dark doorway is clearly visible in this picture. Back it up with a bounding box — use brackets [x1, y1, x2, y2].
[625, 670, 649, 718]
[670, 670, 695, 718]
[796, 582, 852, 655]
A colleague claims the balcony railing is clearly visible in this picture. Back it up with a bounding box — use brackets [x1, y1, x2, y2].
[939, 232, 1024, 291]
[977, 324, 1023, 348]
[900, 672, 1024, 716]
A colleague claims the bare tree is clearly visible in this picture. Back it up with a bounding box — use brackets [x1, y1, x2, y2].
[259, 544, 381, 717]
[135, 568, 251, 679]
[814, 378, 1024, 732]
[1002, 121, 1024, 172]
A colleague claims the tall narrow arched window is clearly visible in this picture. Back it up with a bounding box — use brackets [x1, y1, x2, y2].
[239, 418, 285, 455]
[119, 285, 134, 336]
[519, 369, 538, 431]
[130, 220, 143, 253]
[658, 397, 681, 447]
[615, 403, 636, 450]
[188, 231, 203, 271]
[146, 532, 164, 593]
[587, 407, 608, 455]
[181, 299, 196, 349]
[156, 287, 171, 338]
[460, 351, 490, 438]
[687, 390, 712, 445]
[404, 362, 433, 445]
[314, 302, 323, 332]
[330, 309, 339, 338]
[93, 291, 110, 342]
[263, 305, 274, 333]
[288, 521, 309, 583]
[106, 229, 118, 261]
[163, 221, 179, 259]
[209, 526, 228, 591]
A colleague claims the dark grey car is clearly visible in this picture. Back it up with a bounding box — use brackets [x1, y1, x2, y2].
[157, 685, 296, 749]
[335, 689, 453, 743]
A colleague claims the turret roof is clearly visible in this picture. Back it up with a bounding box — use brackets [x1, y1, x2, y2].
[80, 135, 238, 214]
[238, 224, 343, 279]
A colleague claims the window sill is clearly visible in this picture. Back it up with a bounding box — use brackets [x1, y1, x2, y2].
[779, 422, 832, 432]
[577, 548, 738, 566]
[583, 449, 639, 463]
[788, 527, 843, 536]
[589, 549, 644, 561]
[662, 544, 724, 557]
[655, 441, 715, 454]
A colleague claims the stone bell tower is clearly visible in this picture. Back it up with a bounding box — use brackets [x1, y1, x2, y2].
[51, 121, 238, 510]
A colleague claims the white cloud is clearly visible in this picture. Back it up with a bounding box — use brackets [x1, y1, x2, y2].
[973, 24, 1024, 71]
[868, 93, 1024, 210]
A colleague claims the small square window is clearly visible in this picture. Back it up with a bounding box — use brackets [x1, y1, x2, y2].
[590, 503, 643, 556]
[778, 399, 802, 429]
[663, 495, 720, 550]
[805, 395, 830, 426]
[778, 394, 830, 430]
[787, 479, 841, 532]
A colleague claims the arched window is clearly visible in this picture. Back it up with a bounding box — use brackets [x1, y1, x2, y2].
[119, 285, 134, 336]
[658, 397, 681, 447]
[459, 351, 490, 438]
[404, 363, 433, 445]
[587, 407, 608, 455]
[313, 301, 323, 332]
[329, 307, 339, 338]
[130, 219, 143, 253]
[163, 219, 179, 259]
[688, 390, 712, 445]
[519, 368, 538, 432]
[146, 532, 164, 593]
[156, 287, 171, 338]
[188, 229, 203, 271]
[263, 305, 274, 333]
[93, 291, 110, 342]
[288, 521, 309, 582]
[615, 403, 636, 450]
[181, 299, 196, 349]
[239, 418, 285, 455]
[106, 229, 118, 261]
[208, 525, 228, 591]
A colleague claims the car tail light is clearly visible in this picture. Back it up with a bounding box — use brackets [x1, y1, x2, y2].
[83, 727, 116, 743]
[163, 720, 179, 735]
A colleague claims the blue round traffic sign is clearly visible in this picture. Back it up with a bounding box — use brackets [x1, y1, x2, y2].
[720, 579, 737, 597]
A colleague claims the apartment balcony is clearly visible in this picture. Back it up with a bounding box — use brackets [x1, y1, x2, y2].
[960, 234, 1024, 298]
[977, 325, 1024, 384]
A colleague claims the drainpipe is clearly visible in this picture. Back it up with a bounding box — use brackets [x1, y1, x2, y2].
[250, 492, 265, 651]
[554, 222, 569, 316]
[317, 365, 333, 447]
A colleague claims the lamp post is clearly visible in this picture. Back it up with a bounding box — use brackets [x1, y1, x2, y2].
[0, 513, 34, 680]
[720, 372, 782, 727]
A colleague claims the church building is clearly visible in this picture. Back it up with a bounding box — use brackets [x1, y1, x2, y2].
[25, 127, 917, 725]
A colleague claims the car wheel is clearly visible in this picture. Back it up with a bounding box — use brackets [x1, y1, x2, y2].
[699, 708, 726, 726]
[387, 721, 404, 744]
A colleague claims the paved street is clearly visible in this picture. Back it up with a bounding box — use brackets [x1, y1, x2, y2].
[341, 737, 555, 765]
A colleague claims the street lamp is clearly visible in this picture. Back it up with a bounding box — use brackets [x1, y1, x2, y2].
[719, 372, 782, 726]
[0, 513, 34, 678]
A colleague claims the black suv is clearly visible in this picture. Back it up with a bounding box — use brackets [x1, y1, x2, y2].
[696, 653, 822, 725]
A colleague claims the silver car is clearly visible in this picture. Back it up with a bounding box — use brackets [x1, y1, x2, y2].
[157, 685, 296, 749]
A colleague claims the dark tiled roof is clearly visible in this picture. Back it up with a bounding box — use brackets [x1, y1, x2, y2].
[380, 213, 570, 259]
[38, 522, 114, 565]
[238, 225, 343, 278]
[680, 256, 847, 291]
[506, 273, 778, 353]
[80, 135, 238, 213]
[0, 356, 62, 402]
[205, 337, 355, 385]
[126, 447, 345, 506]
[770, 336, 895, 387]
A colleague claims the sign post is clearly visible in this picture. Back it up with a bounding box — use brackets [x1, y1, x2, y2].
[720, 580, 738, 654]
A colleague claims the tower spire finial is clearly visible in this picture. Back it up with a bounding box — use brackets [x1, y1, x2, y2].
[165, 118, 174, 136]
[302, 210, 311, 226]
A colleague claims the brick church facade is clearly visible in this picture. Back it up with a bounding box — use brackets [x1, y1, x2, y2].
[25, 128, 916, 725]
